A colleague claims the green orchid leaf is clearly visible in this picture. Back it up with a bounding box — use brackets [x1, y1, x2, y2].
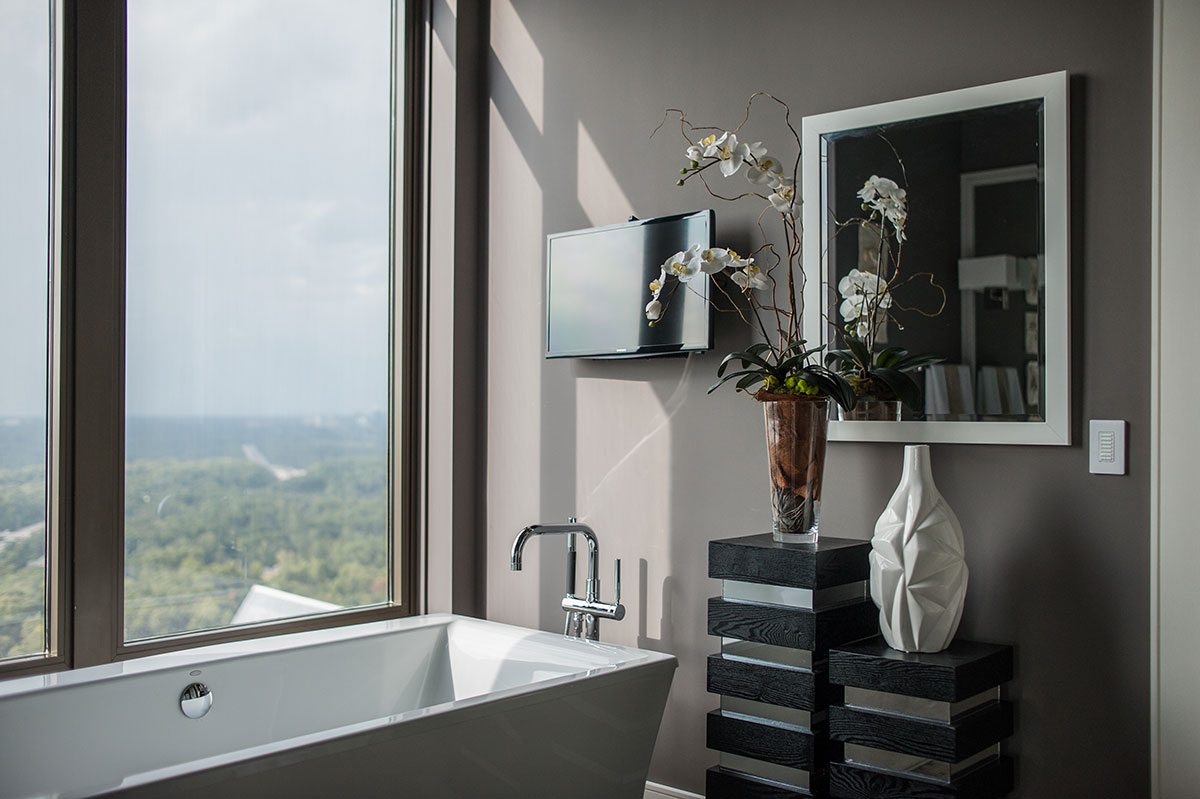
[734, 373, 763, 392]
[780, 339, 809, 357]
[825, 349, 855, 368]
[716, 350, 751, 377]
[801, 367, 857, 411]
[777, 346, 826, 376]
[874, 346, 907, 369]
[892, 352, 945, 372]
[718, 349, 772, 378]
[707, 368, 764, 394]
[845, 336, 871, 368]
[873, 367, 923, 410]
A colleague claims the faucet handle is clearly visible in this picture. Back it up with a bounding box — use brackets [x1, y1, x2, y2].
[613, 558, 621, 605]
[565, 533, 576, 596]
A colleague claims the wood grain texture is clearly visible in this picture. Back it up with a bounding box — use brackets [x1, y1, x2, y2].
[709, 535, 871, 589]
[709, 598, 878, 653]
[829, 757, 1014, 798]
[706, 766, 820, 799]
[707, 654, 829, 712]
[829, 638, 1014, 701]
[828, 702, 1014, 762]
[706, 710, 823, 771]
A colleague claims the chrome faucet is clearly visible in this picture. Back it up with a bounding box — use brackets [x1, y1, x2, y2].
[510, 517, 625, 640]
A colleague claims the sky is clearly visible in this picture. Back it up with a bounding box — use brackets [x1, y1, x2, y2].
[0, 0, 51, 418]
[0, 0, 394, 418]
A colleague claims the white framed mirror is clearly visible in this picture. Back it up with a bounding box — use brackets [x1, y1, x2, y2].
[801, 72, 1070, 445]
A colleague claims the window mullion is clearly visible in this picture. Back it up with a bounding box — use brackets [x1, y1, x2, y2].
[66, 0, 126, 669]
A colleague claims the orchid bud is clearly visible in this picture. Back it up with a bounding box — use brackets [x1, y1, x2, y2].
[679, 167, 687, 175]
[676, 179, 684, 186]
[690, 160, 699, 169]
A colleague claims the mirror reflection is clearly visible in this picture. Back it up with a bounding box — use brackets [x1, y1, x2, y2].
[820, 99, 1046, 422]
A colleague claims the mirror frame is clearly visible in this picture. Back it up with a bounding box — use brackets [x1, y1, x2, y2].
[801, 71, 1070, 445]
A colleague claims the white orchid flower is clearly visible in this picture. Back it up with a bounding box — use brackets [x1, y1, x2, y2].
[857, 175, 902, 204]
[839, 296, 877, 337]
[838, 291, 890, 318]
[842, 269, 892, 303]
[645, 299, 663, 321]
[769, 183, 796, 215]
[648, 268, 667, 299]
[687, 133, 719, 163]
[699, 133, 722, 158]
[838, 268, 892, 333]
[857, 175, 908, 241]
[730, 263, 770, 291]
[838, 268, 878, 297]
[712, 132, 751, 177]
[727, 250, 753, 270]
[746, 153, 784, 185]
[662, 244, 702, 283]
[698, 247, 733, 274]
[746, 141, 767, 160]
[839, 297, 864, 322]
[877, 196, 907, 241]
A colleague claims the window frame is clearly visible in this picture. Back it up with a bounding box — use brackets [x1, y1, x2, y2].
[0, 0, 426, 677]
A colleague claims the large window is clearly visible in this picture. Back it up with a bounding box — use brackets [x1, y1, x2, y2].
[0, 0, 421, 671]
[0, 1, 54, 661]
[124, 0, 393, 641]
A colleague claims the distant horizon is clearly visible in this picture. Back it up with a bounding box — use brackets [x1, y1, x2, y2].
[0, 412, 389, 471]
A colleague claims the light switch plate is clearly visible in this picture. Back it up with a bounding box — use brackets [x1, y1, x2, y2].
[1089, 420, 1127, 475]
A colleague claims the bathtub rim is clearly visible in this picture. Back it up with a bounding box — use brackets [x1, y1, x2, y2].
[0, 613, 672, 699]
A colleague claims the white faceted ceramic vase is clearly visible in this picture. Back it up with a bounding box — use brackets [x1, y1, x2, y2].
[869, 445, 968, 653]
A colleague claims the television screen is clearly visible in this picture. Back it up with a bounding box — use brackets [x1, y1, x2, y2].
[545, 210, 714, 359]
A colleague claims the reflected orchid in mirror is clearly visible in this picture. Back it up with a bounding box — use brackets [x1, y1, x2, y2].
[822, 169, 946, 411]
[838, 268, 893, 338]
[857, 174, 908, 242]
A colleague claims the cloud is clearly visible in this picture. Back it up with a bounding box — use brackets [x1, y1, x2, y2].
[125, 0, 394, 417]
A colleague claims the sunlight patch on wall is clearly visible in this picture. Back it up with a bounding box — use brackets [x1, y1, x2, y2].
[424, 6, 458, 611]
[575, 376, 672, 644]
[486, 97, 544, 624]
[490, 0, 543, 133]
[576, 121, 636, 227]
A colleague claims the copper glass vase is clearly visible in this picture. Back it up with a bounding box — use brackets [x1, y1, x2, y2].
[762, 397, 830, 544]
[837, 399, 902, 421]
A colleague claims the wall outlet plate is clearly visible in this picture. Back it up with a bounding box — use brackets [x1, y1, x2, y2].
[1089, 420, 1127, 475]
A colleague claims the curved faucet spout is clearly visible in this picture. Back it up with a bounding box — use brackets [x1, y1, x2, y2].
[510, 523, 598, 573]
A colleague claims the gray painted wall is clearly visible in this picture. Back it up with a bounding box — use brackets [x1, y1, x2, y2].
[482, 1, 1151, 795]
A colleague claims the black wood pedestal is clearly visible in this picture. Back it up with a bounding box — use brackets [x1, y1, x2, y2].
[705, 534, 874, 799]
[828, 638, 1016, 798]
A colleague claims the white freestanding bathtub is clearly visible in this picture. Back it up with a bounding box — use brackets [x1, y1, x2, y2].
[0, 614, 676, 799]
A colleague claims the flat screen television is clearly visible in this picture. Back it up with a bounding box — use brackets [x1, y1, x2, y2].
[545, 209, 714, 359]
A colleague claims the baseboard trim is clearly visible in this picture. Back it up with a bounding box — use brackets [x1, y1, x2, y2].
[645, 781, 704, 799]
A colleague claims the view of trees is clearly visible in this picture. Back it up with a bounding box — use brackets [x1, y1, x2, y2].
[0, 417, 388, 658]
